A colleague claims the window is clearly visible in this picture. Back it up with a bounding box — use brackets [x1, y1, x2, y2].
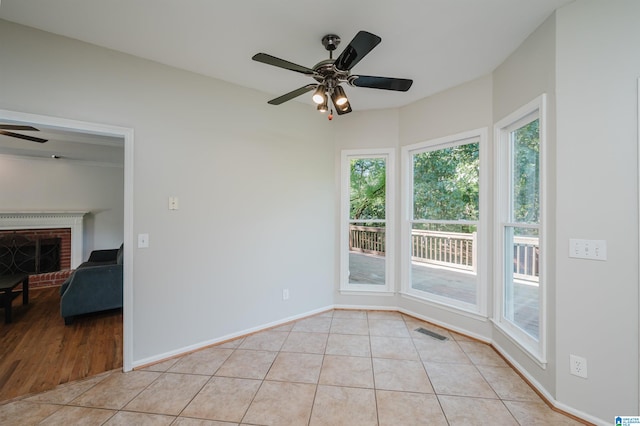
[340, 149, 394, 293]
[402, 130, 487, 313]
[495, 94, 546, 363]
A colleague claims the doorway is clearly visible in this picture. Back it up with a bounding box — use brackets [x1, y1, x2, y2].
[0, 109, 133, 375]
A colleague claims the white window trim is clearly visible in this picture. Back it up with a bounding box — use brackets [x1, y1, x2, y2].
[400, 128, 488, 316]
[493, 94, 547, 366]
[340, 148, 395, 293]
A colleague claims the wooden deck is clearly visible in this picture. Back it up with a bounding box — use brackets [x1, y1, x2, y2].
[349, 252, 539, 337]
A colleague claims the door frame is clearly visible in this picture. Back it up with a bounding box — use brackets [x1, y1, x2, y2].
[0, 108, 134, 372]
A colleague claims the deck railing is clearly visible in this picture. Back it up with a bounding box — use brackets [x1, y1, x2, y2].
[411, 229, 476, 272]
[512, 236, 539, 282]
[349, 225, 386, 256]
[349, 225, 539, 282]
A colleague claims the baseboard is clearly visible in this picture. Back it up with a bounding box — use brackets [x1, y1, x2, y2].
[131, 303, 602, 425]
[492, 341, 605, 426]
[132, 305, 334, 369]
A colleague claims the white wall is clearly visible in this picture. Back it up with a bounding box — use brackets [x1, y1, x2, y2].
[555, 0, 640, 420]
[0, 155, 124, 258]
[0, 19, 335, 362]
[400, 74, 493, 145]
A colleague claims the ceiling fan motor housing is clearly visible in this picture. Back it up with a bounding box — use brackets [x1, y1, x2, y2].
[321, 34, 340, 52]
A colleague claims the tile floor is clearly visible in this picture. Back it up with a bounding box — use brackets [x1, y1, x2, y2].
[0, 310, 586, 425]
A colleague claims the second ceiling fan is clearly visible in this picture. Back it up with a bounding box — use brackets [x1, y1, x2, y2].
[0, 124, 48, 143]
[252, 30, 413, 118]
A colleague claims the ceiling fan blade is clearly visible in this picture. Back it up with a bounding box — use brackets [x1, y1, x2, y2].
[267, 84, 317, 105]
[0, 124, 39, 131]
[351, 75, 413, 91]
[0, 130, 48, 143]
[252, 53, 316, 76]
[334, 31, 381, 72]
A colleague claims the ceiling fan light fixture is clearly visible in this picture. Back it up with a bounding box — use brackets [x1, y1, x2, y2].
[333, 85, 348, 106]
[317, 99, 329, 113]
[338, 99, 351, 111]
[252, 30, 413, 117]
[312, 85, 326, 104]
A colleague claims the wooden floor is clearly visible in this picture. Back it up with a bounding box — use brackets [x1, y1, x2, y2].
[0, 286, 122, 402]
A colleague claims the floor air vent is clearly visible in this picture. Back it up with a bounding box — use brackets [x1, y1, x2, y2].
[415, 327, 448, 341]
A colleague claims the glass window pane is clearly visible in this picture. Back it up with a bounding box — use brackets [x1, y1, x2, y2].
[410, 222, 477, 304]
[511, 119, 539, 224]
[348, 223, 385, 285]
[350, 158, 386, 221]
[348, 156, 387, 287]
[412, 143, 479, 221]
[504, 226, 540, 339]
[410, 140, 479, 306]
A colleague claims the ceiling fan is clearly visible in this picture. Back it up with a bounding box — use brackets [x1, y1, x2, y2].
[0, 124, 48, 143]
[252, 30, 413, 118]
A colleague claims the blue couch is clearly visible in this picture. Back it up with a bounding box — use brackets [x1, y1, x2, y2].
[60, 244, 123, 325]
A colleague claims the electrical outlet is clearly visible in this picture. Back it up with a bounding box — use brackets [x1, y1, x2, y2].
[570, 354, 588, 378]
[282, 289, 289, 301]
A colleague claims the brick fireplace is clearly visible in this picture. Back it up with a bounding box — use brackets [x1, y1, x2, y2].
[0, 212, 87, 289]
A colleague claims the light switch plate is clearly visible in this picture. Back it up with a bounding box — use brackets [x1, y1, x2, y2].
[569, 239, 606, 261]
[168, 197, 179, 210]
[138, 233, 149, 248]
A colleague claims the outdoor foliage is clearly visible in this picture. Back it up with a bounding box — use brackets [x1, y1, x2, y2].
[350, 158, 386, 221]
[348, 122, 539, 228]
[413, 142, 479, 224]
[512, 119, 540, 224]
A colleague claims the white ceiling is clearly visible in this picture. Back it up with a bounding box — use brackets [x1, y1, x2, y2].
[0, 0, 572, 163]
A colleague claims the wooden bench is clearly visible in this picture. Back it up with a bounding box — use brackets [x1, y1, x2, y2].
[0, 273, 29, 324]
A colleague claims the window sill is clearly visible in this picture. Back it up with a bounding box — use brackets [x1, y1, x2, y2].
[491, 319, 547, 368]
[339, 289, 396, 297]
[400, 291, 487, 322]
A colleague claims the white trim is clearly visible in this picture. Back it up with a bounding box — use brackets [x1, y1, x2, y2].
[492, 340, 606, 426]
[340, 148, 395, 293]
[0, 109, 135, 372]
[134, 301, 599, 425]
[399, 292, 488, 322]
[491, 318, 547, 369]
[637, 77, 640, 412]
[339, 290, 396, 297]
[333, 304, 399, 312]
[493, 94, 547, 364]
[132, 305, 334, 369]
[400, 128, 488, 315]
[397, 306, 491, 343]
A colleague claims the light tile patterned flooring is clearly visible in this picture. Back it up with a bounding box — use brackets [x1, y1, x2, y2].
[0, 310, 586, 425]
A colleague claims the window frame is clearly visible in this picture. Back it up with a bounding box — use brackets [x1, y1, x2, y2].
[340, 148, 395, 294]
[493, 94, 547, 365]
[401, 129, 488, 316]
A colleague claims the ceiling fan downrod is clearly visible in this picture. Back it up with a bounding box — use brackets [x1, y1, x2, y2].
[321, 34, 340, 60]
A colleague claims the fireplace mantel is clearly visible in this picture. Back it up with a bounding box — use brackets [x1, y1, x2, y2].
[0, 212, 88, 268]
